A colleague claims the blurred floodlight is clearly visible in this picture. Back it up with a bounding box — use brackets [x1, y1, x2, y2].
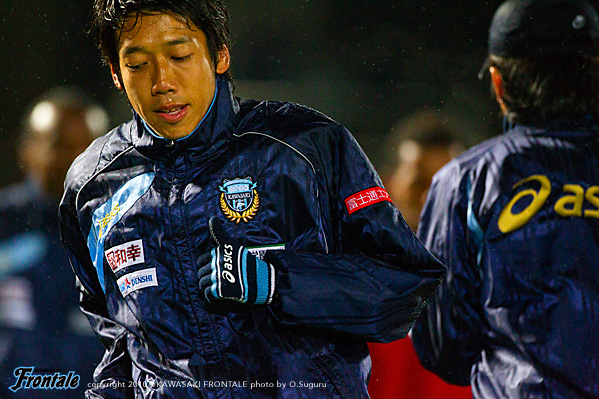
[85, 106, 110, 137]
[29, 101, 56, 135]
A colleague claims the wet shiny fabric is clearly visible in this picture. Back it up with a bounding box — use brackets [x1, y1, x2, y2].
[60, 78, 445, 399]
[412, 121, 599, 399]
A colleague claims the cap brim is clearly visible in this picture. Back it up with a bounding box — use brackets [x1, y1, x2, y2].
[478, 57, 491, 80]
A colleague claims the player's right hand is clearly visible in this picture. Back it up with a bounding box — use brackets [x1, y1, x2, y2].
[197, 217, 276, 305]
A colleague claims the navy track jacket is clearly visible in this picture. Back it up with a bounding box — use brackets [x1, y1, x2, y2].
[411, 120, 599, 399]
[59, 78, 445, 399]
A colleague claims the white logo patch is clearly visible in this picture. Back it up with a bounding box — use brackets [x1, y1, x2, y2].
[105, 239, 145, 272]
[247, 244, 285, 260]
[117, 268, 157, 297]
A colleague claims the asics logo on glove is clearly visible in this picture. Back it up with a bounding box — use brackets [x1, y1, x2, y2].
[198, 217, 276, 305]
[222, 244, 235, 283]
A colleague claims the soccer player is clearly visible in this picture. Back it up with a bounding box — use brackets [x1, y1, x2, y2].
[58, 1, 445, 397]
[0, 87, 107, 397]
[411, 0, 599, 398]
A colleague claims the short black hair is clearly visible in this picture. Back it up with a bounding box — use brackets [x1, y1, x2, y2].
[490, 55, 599, 125]
[91, 0, 232, 82]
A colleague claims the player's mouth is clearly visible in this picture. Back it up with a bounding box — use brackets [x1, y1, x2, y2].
[155, 104, 189, 123]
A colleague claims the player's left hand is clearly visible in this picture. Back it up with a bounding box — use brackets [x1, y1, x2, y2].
[197, 217, 276, 305]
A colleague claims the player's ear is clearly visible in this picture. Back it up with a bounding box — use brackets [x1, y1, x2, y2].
[490, 66, 504, 105]
[216, 45, 230, 75]
[110, 64, 124, 91]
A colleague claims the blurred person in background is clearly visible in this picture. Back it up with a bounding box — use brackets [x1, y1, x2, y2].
[368, 110, 471, 399]
[382, 110, 465, 232]
[0, 86, 108, 397]
[411, 0, 599, 398]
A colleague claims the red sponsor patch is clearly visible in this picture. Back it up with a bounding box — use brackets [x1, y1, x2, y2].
[105, 239, 145, 272]
[344, 187, 392, 214]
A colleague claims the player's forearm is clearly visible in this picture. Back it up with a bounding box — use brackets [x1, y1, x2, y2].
[267, 250, 444, 342]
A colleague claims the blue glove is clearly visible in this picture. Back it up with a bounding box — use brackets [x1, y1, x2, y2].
[198, 217, 276, 305]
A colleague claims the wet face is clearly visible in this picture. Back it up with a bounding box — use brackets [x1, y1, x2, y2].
[388, 142, 454, 231]
[112, 12, 230, 140]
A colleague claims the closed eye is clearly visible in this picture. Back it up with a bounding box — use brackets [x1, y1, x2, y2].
[126, 62, 146, 71]
[172, 54, 192, 62]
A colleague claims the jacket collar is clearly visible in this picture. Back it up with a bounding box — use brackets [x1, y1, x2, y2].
[508, 116, 599, 138]
[131, 76, 239, 161]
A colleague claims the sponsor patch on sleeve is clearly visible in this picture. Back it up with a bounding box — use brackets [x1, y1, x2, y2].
[344, 187, 392, 215]
[117, 268, 158, 297]
[105, 239, 145, 273]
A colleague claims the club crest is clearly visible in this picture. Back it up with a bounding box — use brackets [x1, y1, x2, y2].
[219, 177, 260, 223]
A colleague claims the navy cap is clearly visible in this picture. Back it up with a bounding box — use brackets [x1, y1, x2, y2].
[478, 0, 599, 78]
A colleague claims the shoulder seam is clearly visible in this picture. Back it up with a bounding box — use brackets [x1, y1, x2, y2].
[74, 145, 136, 213]
[232, 131, 316, 175]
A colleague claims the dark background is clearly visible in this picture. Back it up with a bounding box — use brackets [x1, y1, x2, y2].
[0, 0, 510, 187]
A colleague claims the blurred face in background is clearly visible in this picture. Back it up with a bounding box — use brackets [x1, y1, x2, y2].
[20, 103, 105, 200]
[111, 12, 230, 140]
[387, 140, 454, 232]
